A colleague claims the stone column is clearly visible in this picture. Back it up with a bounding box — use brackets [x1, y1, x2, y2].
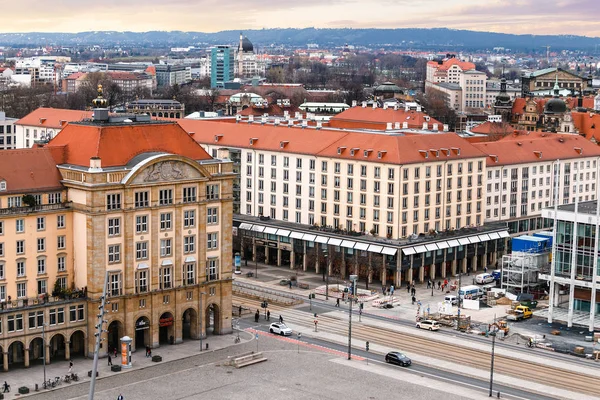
[24, 348, 30, 368]
[277, 248, 282, 267]
[418, 266, 425, 283]
[252, 243, 257, 262]
[341, 253, 347, 279]
[461, 257, 467, 274]
[472, 255, 478, 273]
[395, 256, 402, 288]
[65, 341, 71, 361]
[430, 264, 436, 280]
[315, 243, 320, 275]
[407, 266, 413, 285]
[451, 259, 457, 276]
[45, 344, 51, 365]
[265, 246, 269, 264]
[3, 352, 7, 372]
[302, 241, 308, 272]
[290, 246, 295, 270]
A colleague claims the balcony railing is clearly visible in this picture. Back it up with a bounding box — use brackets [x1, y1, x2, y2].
[0, 289, 87, 314]
[0, 202, 71, 216]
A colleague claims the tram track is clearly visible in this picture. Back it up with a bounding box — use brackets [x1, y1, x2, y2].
[234, 295, 600, 397]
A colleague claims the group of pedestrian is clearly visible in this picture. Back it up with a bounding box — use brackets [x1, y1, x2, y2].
[381, 285, 395, 296]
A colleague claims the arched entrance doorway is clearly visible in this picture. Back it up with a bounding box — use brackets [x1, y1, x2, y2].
[107, 321, 123, 354]
[159, 312, 175, 345]
[204, 304, 220, 335]
[182, 308, 198, 340]
[28, 337, 44, 365]
[49, 333, 66, 362]
[70, 330, 86, 358]
[135, 316, 151, 350]
[8, 341, 25, 367]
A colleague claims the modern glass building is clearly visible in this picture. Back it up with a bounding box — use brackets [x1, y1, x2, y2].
[210, 46, 234, 88]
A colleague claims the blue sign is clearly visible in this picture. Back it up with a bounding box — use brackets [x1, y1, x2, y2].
[255, 333, 259, 340]
[234, 253, 241, 274]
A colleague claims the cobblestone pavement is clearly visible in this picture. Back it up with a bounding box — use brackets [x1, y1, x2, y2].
[24, 332, 477, 400]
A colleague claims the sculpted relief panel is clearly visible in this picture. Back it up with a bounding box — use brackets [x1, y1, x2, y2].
[132, 161, 204, 184]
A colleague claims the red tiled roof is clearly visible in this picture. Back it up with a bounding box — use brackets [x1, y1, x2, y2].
[329, 106, 443, 131]
[45, 121, 211, 168]
[179, 120, 486, 165]
[64, 72, 86, 81]
[428, 58, 476, 72]
[572, 111, 600, 142]
[0, 147, 63, 194]
[470, 121, 515, 136]
[15, 108, 93, 129]
[473, 131, 600, 166]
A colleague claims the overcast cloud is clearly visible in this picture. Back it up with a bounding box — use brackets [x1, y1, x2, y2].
[1, 0, 599, 36]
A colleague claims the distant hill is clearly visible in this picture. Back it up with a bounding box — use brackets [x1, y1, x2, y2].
[0, 28, 598, 51]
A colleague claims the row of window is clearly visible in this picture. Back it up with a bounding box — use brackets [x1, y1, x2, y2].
[1, 236, 67, 256]
[0, 255, 67, 279]
[3, 193, 62, 207]
[108, 185, 220, 211]
[107, 233, 218, 264]
[0, 215, 65, 235]
[0, 304, 84, 334]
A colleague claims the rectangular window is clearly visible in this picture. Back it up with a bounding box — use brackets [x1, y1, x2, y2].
[16, 219, 24, 233]
[136, 270, 148, 293]
[16, 240, 25, 254]
[207, 207, 218, 224]
[183, 186, 197, 203]
[37, 237, 45, 252]
[48, 192, 62, 204]
[8, 196, 22, 208]
[160, 213, 172, 230]
[135, 191, 149, 208]
[206, 184, 219, 200]
[17, 283, 26, 299]
[160, 267, 172, 289]
[185, 264, 195, 285]
[160, 239, 172, 257]
[207, 232, 218, 250]
[109, 272, 121, 296]
[136, 242, 148, 260]
[106, 193, 121, 210]
[108, 218, 120, 236]
[159, 189, 173, 205]
[57, 215, 65, 229]
[184, 210, 195, 227]
[136, 215, 148, 233]
[37, 216, 45, 231]
[108, 244, 121, 263]
[207, 258, 219, 281]
[37, 279, 47, 295]
[184, 235, 196, 253]
[57, 256, 66, 272]
[37, 258, 46, 274]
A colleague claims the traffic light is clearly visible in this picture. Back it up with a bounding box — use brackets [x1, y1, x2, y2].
[366, 341, 369, 352]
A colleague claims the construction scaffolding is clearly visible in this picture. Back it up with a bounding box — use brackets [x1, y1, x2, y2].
[501, 249, 549, 294]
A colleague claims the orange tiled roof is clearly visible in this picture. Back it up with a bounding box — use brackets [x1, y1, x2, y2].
[470, 121, 515, 136]
[179, 120, 486, 165]
[45, 121, 211, 168]
[64, 72, 86, 81]
[0, 147, 63, 194]
[473, 131, 600, 166]
[15, 108, 93, 129]
[329, 106, 443, 131]
[572, 111, 600, 142]
[428, 58, 476, 72]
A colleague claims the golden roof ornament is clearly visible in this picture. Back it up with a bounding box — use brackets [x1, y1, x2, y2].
[92, 84, 108, 108]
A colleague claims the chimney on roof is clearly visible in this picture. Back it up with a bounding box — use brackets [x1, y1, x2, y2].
[383, 103, 389, 110]
[316, 121, 322, 130]
[274, 118, 280, 126]
[402, 122, 408, 129]
[352, 100, 357, 107]
[393, 104, 398, 111]
[416, 105, 422, 112]
[422, 122, 428, 130]
[372, 102, 377, 109]
[405, 105, 409, 112]
[433, 123, 439, 131]
[295, 111, 301, 118]
[236, 115, 241, 123]
[89, 157, 102, 172]
[217, 148, 230, 160]
[394, 122, 400, 129]
[443, 124, 449, 132]
[248, 115, 254, 123]
[386, 122, 393, 130]
[361, 101, 367, 108]
[261, 116, 267, 125]
[302, 120, 308, 128]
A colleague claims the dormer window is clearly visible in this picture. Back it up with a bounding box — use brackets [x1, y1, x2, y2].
[0, 181, 5, 191]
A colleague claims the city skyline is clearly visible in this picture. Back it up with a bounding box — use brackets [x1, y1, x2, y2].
[1, 0, 599, 37]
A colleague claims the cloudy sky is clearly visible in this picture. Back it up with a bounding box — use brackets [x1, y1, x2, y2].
[3, 0, 599, 36]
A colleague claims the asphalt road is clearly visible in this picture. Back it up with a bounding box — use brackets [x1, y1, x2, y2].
[243, 317, 557, 400]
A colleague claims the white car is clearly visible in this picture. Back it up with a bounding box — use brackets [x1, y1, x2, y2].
[476, 273, 494, 284]
[269, 322, 292, 336]
[416, 320, 440, 331]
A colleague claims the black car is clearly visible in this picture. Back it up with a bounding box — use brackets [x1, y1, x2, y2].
[385, 351, 411, 367]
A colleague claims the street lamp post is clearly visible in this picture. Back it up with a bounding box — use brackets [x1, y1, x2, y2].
[457, 272, 462, 331]
[41, 323, 47, 386]
[348, 274, 358, 360]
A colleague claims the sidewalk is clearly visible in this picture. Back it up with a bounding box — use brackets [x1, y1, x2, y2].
[0, 333, 244, 399]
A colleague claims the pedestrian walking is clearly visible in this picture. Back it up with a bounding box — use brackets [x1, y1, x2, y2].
[3, 381, 10, 393]
[254, 310, 259, 323]
[108, 354, 112, 366]
[289, 280, 292, 289]
[484, 266, 488, 273]
[336, 298, 340, 307]
[267, 310, 271, 321]
[279, 315, 283, 324]
[437, 281, 441, 290]
[69, 360, 73, 374]
[390, 285, 394, 295]
[406, 283, 410, 293]
[117, 394, 124, 400]
[411, 296, 416, 305]
[427, 280, 431, 289]
[238, 305, 242, 316]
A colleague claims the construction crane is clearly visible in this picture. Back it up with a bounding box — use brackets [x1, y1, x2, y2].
[542, 46, 551, 63]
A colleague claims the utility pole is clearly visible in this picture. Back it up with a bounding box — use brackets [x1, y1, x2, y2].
[88, 271, 109, 400]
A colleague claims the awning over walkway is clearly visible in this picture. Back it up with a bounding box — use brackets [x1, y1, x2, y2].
[402, 247, 416, 255]
[340, 240, 356, 249]
[382, 247, 397, 256]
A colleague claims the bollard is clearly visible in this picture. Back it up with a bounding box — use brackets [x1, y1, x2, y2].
[35, 383, 38, 392]
[206, 343, 209, 350]
[497, 391, 500, 398]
